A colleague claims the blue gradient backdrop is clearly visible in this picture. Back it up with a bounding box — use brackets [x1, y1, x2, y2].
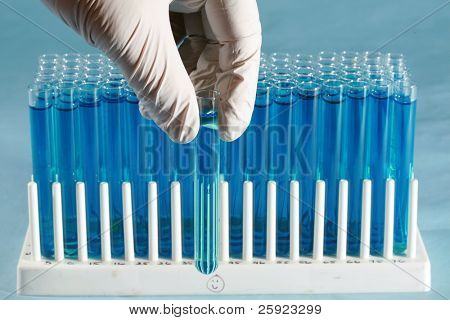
[0, 0, 449, 299]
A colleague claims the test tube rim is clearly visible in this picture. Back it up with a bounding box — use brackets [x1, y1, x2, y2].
[296, 80, 321, 98]
[196, 89, 220, 115]
[369, 78, 393, 98]
[393, 79, 417, 103]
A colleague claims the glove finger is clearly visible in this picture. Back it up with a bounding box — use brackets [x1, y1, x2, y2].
[189, 42, 220, 91]
[132, 6, 200, 143]
[204, 0, 262, 141]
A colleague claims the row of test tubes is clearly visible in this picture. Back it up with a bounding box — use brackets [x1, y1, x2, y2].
[224, 51, 417, 259]
[29, 53, 221, 274]
[28, 51, 417, 275]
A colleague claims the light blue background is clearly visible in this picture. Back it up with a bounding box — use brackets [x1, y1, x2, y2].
[0, 0, 449, 299]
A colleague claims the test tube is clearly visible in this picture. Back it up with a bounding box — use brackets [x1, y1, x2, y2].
[102, 78, 126, 258]
[28, 81, 57, 258]
[54, 77, 81, 258]
[368, 79, 393, 256]
[359, 54, 382, 68]
[270, 52, 291, 64]
[317, 79, 345, 256]
[386, 53, 405, 66]
[318, 66, 338, 76]
[294, 81, 320, 256]
[270, 80, 298, 257]
[38, 53, 60, 65]
[392, 80, 417, 255]
[169, 127, 195, 259]
[344, 80, 369, 256]
[318, 51, 337, 61]
[220, 131, 244, 258]
[39, 62, 59, 74]
[317, 72, 338, 84]
[139, 106, 172, 259]
[122, 87, 149, 258]
[317, 58, 336, 68]
[195, 89, 220, 274]
[340, 51, 360, 64]
[84, 53, 106, 65]
[62, 53, 81, 65]
[243, 81, 272, 257]
[294, 53, 313, 63]
[293, 60, 314, 70]
[78, 81, 103, 258]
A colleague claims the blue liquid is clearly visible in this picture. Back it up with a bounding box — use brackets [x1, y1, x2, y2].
[170, 139, 195, 258]
[269, 82, 297, 257]
[368, 86, 393, 256]
[78, 85, 102, 258]
[345, 85, 369, 256]
[137, 116, 171, 258]
[391, 97, 416, 255]
[122, 90, 148, 258]
[158, 134, 172, 259]
[293, 85, 319, 256]
[220, 137, 244, 258]
[54, 88, 81, 259]
[243, 89, 270, 257]
[195, 111, 219, 274]
[29, 91, 56, 258]
[102, 82, 125, 258]
[317, 82, 345, 256]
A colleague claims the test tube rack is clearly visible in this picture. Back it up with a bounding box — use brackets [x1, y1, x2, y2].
[17, 178, 430, 296]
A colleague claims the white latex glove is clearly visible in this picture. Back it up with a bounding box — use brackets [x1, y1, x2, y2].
[42, 0, 261, 143]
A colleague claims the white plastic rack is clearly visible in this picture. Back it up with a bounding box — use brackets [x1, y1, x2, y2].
[17, 178, 430, 296]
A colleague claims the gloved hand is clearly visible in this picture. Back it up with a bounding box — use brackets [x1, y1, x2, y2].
[42, 0, 261, 143]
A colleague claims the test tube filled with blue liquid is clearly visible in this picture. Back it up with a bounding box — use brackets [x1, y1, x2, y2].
[195, 90, 220, 275]
[294, 81, 320, 256]
[391, 80, 417, 255]
[122, 87, 148, 257]
[269, 80, 297, 257]
[54, 78, 81, 258]
[138, 109, 172, 259]
[244, 81, 271, 257]
[368, 79, 393, 256]
[169, 132, 195, 258]
[344, 80, 369, 256]
[220, 131, 244, 259]
[317, 80, 345, 256]
[28, 82, 57, 258]
[78, 81, 103, 258]
[102, 79, 126, 258]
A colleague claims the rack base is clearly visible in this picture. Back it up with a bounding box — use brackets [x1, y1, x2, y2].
[17, 230, 431, 296]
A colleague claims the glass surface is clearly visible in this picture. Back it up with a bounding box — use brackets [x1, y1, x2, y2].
[270, 80, 298, 257]
[54, 81, 81, 259]
[317, 80, 345, 256]
[78, 82, 103, 258]
[367, 79, 393, 256]
[102, 80, 126, 258]
[345, 80, 369, 256]
[294, 81, 320, 256]
[28, 83, 57, 259]
[244, 81, 272, 257]
[170, 130, 195, 258]
[391, 81, 417, 255]
[220, 136, 244, 258]
[195, 90, 220, 274]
